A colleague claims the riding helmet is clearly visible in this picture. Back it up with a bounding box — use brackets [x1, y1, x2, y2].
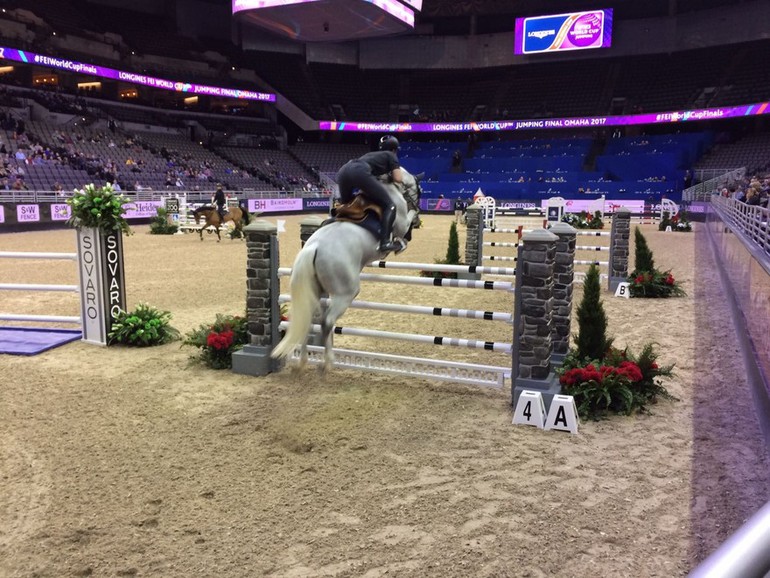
[379, 135, 399, 152]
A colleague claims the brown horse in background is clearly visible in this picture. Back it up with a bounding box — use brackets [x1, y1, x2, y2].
[192, 204, 251, 242]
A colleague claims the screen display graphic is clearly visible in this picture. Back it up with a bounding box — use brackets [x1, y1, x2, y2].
[232, 0, 320, 13]
[515, 9, 613, 55]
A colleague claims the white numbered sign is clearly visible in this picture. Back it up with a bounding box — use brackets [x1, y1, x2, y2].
[614, 282, 630, 299]
[512, 391, 546, 429]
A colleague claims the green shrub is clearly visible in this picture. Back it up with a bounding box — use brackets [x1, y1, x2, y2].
[445, 221, 460, 264]
[628, 228, 686, 298]
[420, 222, 460, 278]
[149, 207, 178, 235]
[574, 264, 612, 362]
[108, 303, 180, 346]
[633, 227, 655, 273]
[182, 314, 249, 369]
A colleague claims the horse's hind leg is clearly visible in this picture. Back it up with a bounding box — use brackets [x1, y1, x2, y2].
[319, 292, 357, 373]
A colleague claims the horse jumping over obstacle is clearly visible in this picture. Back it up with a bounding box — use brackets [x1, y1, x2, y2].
[271, 169, 422, 371]
[192, 203, 251, 242]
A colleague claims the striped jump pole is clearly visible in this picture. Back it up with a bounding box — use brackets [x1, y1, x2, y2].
[281, 322, 513, 353]
[278, 295, 514, 323]
[278, 268, 515, 292]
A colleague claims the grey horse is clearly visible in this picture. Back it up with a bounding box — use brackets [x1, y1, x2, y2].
[271, 169, 422, 371]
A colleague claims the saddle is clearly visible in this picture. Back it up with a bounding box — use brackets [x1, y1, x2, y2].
[324, 197, 408, 255]
[331, 196, 382, 223]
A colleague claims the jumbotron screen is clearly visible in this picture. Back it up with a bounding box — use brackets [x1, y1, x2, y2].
[514, 9, 613, 55]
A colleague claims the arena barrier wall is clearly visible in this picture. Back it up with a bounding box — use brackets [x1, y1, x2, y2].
[706, 196, 770, 447]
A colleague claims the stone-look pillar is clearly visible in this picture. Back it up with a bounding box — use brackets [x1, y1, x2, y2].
[300, 216, 324, 247]
[549, 222, 577, 365]
[463, 203, 483, 279]
[232, 220, 280, 376]
[511, 229, 562, 411]
[609, 207, 631, 291]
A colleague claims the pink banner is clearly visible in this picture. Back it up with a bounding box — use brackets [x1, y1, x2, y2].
[248, 198, 304, 213]
[543, 199, 647, 214]
[51, 203, 71, 221]
[17, 204, 40, 222]
[124, 200, 163, 219]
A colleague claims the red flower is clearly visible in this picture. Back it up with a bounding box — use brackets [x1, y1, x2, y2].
[665, 274, 675, 285]
[207, 329, 234, 351]
[634, 275, 644, 284]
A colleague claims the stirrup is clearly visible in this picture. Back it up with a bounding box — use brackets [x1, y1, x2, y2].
[378, 240, 397, 253]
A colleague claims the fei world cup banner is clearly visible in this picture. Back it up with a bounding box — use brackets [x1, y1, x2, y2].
[515, 9, 613, 55]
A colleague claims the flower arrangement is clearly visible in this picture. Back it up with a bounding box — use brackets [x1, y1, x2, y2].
[629, 270, 685, 298]
[183, 314, 249, 369]
[627, 227, 686, 298]
[149, 207, 178, 235]
[108, 304, 180, 346]
[558, 344, 677, 420]
[658, 210, 692, 232]
[557, 263, 677, 420]
[67, 183, 131, 234]
[562, 210, 604, 229]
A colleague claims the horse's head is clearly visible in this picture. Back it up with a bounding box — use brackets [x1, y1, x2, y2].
[401, 169, 424, 213]
[192, 206, 204, 224]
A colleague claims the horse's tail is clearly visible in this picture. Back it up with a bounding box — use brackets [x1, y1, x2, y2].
[271, 245, 320, 360]
[240, 201, 251, 226]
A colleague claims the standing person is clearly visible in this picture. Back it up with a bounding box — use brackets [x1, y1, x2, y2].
[211, 184, 227, 219]
[454, 197, 465, 224]
[336, 135, 402, 253]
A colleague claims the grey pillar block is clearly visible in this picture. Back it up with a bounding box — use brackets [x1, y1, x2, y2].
[548, 222, 577, 365]
[609, 207, 631, 291]
[512, 229, 561, 406]
[233, 220, 281, 376]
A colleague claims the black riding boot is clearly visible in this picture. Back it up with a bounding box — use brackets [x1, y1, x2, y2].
[378, 204, 397, 253]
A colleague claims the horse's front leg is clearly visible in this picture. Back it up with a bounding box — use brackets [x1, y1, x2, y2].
[215, 226, 221, 242]
[198, 226, 204, 241]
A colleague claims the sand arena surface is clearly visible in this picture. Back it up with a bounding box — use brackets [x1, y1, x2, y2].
[1, 215, 769, 577]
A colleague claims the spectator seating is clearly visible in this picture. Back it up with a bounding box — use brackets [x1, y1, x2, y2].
[289, 142, 369, 173]
[694, 132, 770, 174]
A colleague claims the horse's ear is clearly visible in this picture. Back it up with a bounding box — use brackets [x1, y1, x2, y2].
[415, 172, 425, 183]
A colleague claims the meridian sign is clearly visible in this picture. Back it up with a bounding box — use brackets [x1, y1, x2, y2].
[0, 46, 275, 102]
[515, 9, 613, 55]
[319, 101, 770, 132]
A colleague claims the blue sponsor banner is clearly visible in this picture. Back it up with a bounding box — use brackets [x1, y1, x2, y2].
[515, 9, 613, 55]
[420, 198, 453, 212]
[303, 197, 333, 211]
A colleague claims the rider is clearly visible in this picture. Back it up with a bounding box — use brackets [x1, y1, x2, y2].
[336, 135, 402, 253]
[211, 184, 227, 220]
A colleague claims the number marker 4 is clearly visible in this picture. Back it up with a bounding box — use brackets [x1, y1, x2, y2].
[512, 390, 546, 429]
